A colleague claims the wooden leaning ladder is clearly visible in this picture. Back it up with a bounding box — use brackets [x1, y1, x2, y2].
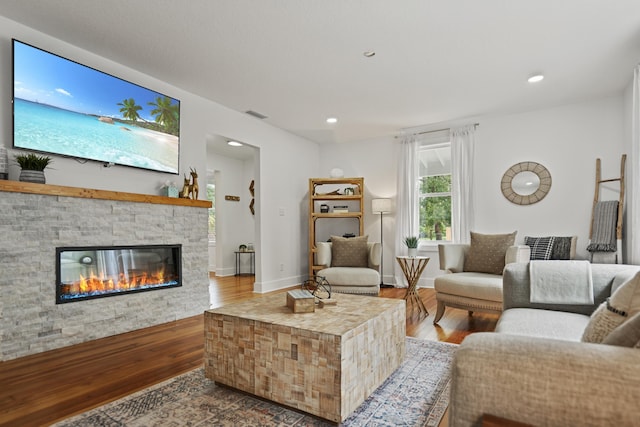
[589, 154, 626, 263]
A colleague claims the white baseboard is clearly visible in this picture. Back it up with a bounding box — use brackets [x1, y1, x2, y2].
[254, 275, 303, 293]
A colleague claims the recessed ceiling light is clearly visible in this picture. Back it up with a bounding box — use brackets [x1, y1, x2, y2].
[363, 51, 376, 58]
[227, 141, 243, 147]
[528, 74, 544, 83]
[326, 117, 338, 124]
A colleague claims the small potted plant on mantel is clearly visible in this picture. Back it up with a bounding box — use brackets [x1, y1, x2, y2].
[14, 153, 53, 184]
[404, 236, 419, 257]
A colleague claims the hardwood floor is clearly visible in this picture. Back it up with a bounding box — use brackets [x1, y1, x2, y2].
[0, 274, 499, 426]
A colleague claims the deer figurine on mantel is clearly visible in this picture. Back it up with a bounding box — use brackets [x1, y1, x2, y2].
[178, 168, 199, 199]
[188, 168, 199, 199]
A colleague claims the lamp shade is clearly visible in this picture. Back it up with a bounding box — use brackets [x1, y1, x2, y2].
[372, 198, 392, 214]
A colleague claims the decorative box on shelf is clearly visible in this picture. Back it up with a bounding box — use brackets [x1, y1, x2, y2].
[162, 186, 179, 198]
[333, 205, 349, 213]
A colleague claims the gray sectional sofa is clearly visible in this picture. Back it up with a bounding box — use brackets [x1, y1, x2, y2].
[449, 262, 640, 427]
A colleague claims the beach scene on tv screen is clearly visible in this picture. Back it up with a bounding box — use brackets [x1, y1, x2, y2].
[13, 40, 180, 174]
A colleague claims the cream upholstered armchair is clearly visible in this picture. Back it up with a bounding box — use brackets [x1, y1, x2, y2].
[433, 232, 530, 324]
[315, 239, 381, 295]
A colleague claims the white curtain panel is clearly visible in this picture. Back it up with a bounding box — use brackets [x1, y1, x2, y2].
[450, 125, 476, 243]
[631, 64, 640, 264]
[394, 135, 419, 287]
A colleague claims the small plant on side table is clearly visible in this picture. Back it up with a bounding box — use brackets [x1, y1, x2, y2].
[404, 236, 419, 257]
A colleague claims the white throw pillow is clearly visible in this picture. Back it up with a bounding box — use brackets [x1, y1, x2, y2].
[582, 270, 640, 343]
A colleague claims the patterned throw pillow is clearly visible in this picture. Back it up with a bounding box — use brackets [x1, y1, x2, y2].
[463, 231, 517, 275]
[524, 236, 577, 260]
[330, 235, 368, 267]
[550, 236, 576, 260]
[582, 270, 640, 343]
[524, 236, 556, 260]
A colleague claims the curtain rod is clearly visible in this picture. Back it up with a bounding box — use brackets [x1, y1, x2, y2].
[395, 123, 479, 138]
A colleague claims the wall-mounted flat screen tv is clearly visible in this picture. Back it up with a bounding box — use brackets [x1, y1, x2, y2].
[12, 39, 180, 174]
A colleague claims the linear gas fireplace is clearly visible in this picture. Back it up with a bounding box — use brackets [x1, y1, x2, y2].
[56, 244, 182, 304]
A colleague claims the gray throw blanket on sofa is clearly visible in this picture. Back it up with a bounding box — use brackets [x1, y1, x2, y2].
[586, 200, 618, 252]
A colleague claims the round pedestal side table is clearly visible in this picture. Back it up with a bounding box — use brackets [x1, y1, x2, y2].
[396, 256, 430, 316]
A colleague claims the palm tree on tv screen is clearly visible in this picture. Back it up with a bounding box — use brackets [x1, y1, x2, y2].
[148, 96, 179, 136]
[117, 98, 143, 122]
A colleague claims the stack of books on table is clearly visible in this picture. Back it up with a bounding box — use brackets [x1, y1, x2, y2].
[333, 205, 349, 213]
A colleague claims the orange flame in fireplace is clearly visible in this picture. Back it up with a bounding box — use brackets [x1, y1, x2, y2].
[66, 267, 170, 296]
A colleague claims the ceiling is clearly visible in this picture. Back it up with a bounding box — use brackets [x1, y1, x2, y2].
[2, 1, 640, 145]
[207, 134, 256, 163]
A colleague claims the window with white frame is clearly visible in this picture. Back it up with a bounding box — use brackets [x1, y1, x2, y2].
[418, 141, 451, 242]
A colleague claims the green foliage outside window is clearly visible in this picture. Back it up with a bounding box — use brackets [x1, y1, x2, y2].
[419, 175, 451, 241]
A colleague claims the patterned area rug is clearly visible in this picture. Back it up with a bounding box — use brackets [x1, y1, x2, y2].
[54, 338, 456, 427]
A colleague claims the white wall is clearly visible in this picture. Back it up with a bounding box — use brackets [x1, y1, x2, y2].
[623, 79, 635, 263]
[474, 95, 626, 259]
[318, 137, 399, 284]
[0, 16, 320, 293]
[4, 16, 631, 292]
[256, 135, 321, 291]
[320, 94, 630, 286]
[206, 147, 256, 276]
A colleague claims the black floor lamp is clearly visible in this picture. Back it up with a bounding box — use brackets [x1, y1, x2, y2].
[372, 198, 393, 288]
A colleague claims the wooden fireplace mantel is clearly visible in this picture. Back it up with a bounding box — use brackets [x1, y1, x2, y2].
[0, 180, 212, 208]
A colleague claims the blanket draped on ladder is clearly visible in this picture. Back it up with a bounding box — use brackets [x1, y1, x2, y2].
[587, 200, 618, 252]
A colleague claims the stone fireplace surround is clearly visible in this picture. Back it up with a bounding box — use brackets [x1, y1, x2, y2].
[0, 180, 211, 361]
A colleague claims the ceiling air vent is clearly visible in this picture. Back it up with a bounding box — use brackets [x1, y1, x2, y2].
[245, 110, 268, 120]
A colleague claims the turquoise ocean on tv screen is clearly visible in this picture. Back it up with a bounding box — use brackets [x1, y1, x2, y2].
[14, 98, 179, 174]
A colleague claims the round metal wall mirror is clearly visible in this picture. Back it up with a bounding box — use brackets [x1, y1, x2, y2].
[501, 161, 551, 205]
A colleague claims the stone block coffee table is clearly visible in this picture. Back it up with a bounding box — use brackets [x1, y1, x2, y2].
[204, 292, 406, 422]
